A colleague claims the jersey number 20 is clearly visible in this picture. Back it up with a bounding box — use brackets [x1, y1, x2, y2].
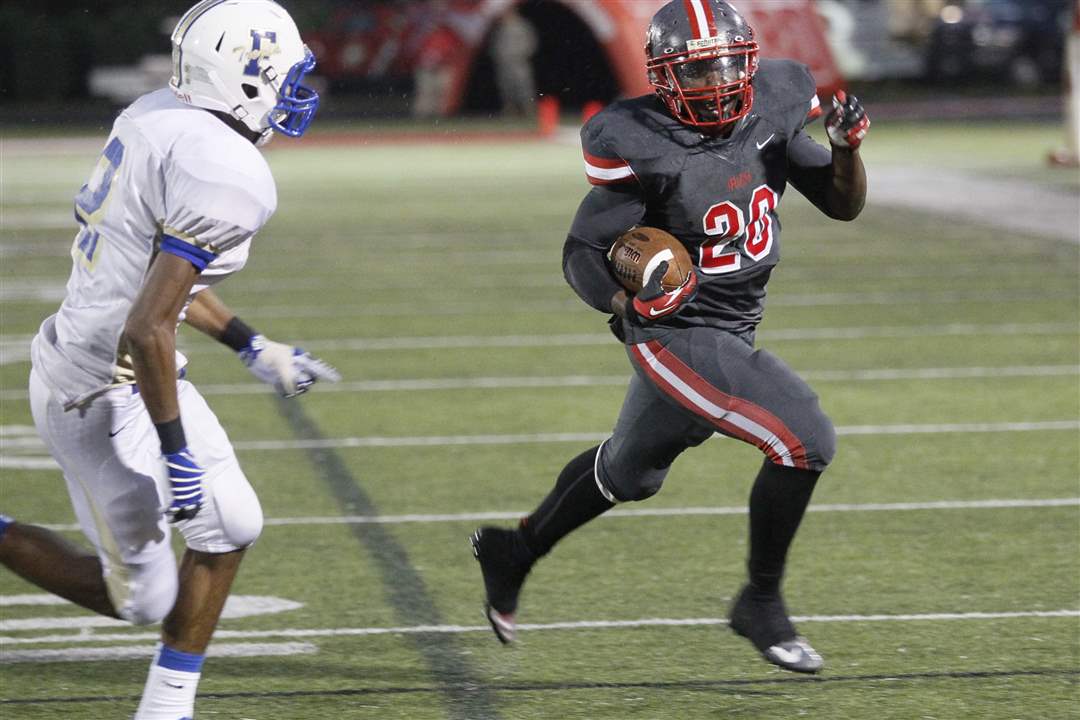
[699, 184, 779, 274]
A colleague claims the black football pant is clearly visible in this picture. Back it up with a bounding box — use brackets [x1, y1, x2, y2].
[597, 326, 835, 501]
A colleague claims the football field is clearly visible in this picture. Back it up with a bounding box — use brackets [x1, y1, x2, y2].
[1, 119, 1078, 719]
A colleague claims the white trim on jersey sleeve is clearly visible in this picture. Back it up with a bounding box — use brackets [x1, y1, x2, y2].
[583, 151, 637, 186]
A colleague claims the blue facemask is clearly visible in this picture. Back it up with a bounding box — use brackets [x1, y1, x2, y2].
[269, 48, 319, 137]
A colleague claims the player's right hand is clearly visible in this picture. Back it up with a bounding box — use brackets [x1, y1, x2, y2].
[630, 261, 698, 322]
[239, 334, 341, 398]
[164, 448, 204, 523]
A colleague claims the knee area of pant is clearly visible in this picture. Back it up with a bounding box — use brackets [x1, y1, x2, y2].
[117, 570, 178, 626]
[809, 418, 837, 469]
[220, 502, 264, 549]
[604, 467, 668, 503]
[182, 472, 264, 551]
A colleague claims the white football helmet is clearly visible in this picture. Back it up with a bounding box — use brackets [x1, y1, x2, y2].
[169, 0, 319, 142]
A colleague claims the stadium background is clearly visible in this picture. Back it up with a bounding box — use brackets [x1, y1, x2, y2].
[1, 1, 1078, 719]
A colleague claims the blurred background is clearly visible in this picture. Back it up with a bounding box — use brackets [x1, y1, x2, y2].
[1, 0, 1077, 154]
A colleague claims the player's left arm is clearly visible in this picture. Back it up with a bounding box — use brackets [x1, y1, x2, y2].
[788, 91, 869, 221]
[184, 289, 340, 397]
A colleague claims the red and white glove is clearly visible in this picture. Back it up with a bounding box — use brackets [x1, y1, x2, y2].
[825, 90, 870, 150]
[630, 261, 698, 321]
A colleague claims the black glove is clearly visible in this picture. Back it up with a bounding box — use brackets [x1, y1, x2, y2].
[825, 90, 870, 150]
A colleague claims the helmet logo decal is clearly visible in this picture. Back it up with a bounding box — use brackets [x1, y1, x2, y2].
[236, 30, 279, 77]
[687, 37, 723, 52]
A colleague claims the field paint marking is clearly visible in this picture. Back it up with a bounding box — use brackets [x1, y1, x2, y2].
[28, 498, 1080, 533]
[275, 392, 500, 719]
[193, 322, 1080, 354]
[231, 289, 1077, 319]
[0, 642, 318, 665]
[0, 595, 303, 631]
[870, 165, 1080, 243]
[2, 323, 1076, 366]
[3, 365, 1071, 401]
[2, 610, 1076, 648]
[0, 458, 58, 470]
[4, 421, 1077, 469]
[228, 421, 1080, 451]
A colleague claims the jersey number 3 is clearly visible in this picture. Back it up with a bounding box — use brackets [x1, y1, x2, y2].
[72, 137, 125, 269]
[699, 184, 779, 274]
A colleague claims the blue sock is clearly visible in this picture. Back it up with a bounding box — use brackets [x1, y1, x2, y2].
[157, 644, 205, 673]
[0, 514, 14, 543]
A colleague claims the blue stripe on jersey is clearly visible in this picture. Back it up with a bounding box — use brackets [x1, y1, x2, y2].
[161, 234, 217, 271]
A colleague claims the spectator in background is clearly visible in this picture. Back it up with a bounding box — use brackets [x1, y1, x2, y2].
[887, 0, 947, 43]
[411, 0, 465, 118]
[491, 7, 538, 117]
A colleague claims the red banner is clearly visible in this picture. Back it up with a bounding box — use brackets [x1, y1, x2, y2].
[308, 1, 843, 113]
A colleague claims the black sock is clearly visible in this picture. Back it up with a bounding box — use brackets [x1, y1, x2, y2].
[518, 445, 614, 559]
[747, 460, 821, 596]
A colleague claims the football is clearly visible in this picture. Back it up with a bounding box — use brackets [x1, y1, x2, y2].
[606, 226, 693, 293]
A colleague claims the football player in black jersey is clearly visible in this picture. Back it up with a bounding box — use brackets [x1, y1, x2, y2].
[471, 0, 869, 674]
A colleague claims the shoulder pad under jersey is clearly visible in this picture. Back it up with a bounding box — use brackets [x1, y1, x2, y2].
[752, 59, 824, 134]
[580, 95, 678, 188]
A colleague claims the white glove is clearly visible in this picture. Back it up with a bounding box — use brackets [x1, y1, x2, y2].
[239, 334, 341, 397]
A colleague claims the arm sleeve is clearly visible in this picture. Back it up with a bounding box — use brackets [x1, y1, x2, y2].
[160, 161, 274, 272]
[783, 62, 836, 215]
[786, 128, 835, 216]
[562, 183, 647, 312]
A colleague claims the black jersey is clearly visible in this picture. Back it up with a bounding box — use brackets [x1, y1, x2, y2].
[568, 59, 832, 338]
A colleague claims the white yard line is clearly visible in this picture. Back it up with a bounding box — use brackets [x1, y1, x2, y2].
[3, 420, 1077, 468]
[198, 322, 1080, 353]
[2, 364, 1073, 401]
[27, 498, 1080, 533]
[1, 322, 1075, 366]
[229, 420, 1080, 451]
[0, 642, 318, 664]
[1, 610, 1076, 648]
[231, 289, 1076, 319]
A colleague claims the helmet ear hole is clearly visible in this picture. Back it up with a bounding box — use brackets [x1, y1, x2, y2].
[241, 83, 260, 100]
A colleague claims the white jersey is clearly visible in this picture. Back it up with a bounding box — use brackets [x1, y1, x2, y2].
[31, 89, 276, 410]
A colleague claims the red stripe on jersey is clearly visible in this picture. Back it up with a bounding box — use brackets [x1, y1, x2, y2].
[583, 151, 630, 170]
[631, 341, 810, 468]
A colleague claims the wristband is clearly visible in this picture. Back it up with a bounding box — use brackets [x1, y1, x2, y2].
[221, 316, 258, 353]
[155, 418, 187, 455]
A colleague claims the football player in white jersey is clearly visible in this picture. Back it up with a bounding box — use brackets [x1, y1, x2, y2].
[0, 2, 338, 717]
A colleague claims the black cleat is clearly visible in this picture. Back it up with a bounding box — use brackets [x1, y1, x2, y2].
[470, 527, 532, 644]
[728, 584, 823, 674]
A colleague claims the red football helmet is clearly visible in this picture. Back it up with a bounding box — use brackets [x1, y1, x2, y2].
[646, 0, 759, 132]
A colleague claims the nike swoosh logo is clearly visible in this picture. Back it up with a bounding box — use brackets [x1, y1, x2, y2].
[756, 133, 775, 150]
[108, 422, 132, 438]
[164, 681, 185, 689]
